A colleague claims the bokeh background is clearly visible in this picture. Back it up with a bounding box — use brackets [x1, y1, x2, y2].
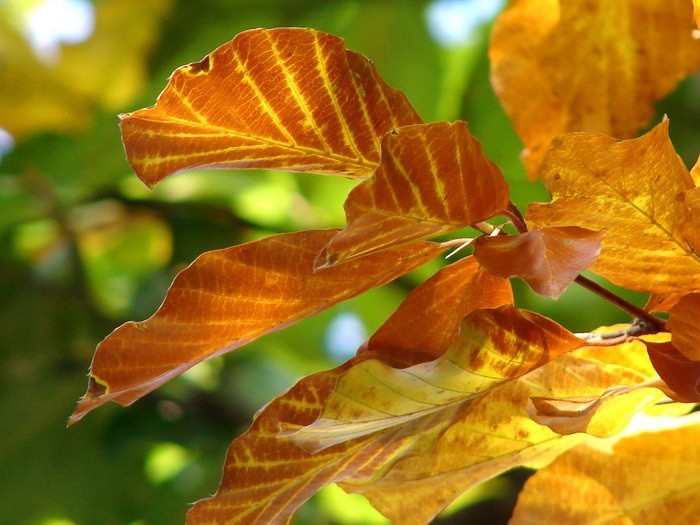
[1, 1, 698, 523]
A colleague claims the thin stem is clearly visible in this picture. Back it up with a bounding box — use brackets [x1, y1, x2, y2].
[573, 274, 666, 332]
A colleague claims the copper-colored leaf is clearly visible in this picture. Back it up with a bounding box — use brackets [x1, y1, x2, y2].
[510, 421, 700, 525]
[362, 255, 513, 358]
[490, 0, 700, 178]
[120, 28, 422, 187]
[69, 230, 443, 423]
[668, 292, 700, 360]
[526, 121, 700, 293]
[646, 341, 700, 402]
[473, 226, 604, 298]
[319, 121, 510, 266]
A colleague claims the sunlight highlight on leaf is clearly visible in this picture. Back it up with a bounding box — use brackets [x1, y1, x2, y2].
[120, 28, 422, 186]
[510, 421, 700, 525]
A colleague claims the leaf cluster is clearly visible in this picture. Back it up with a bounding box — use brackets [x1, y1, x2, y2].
[69, 2, 700, 524]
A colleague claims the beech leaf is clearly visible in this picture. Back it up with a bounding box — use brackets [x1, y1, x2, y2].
[510, 421, 700, 525]
[646, 341, 700, 402]
[362, 255, 513, 358]
[319, 121, 510, 266]
[490, 0, 700, 177]
[70, 230, 443, 423]
[120, 28, 422, 187]
[473, 226, 604, 298]
[284, 305, 583, 452]
[526, 121, 700, 294]
[668, 292, 700, 360]
[188, 321, 672, 524]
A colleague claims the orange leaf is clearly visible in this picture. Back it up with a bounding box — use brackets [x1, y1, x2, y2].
[69, 230, 443, 423]
[646, 341, 700, 402]
[188, 306, 585, 524]
[319, 121, 510, 266]
[362, 255, 513, 358]
[120, 28, 422, 187]
[668, 292, 700, 360]
[526, 121, 700, 293]
[490, 0, 700, 178]
[473, 226, 604, 298]
[510, 421, 700, 525]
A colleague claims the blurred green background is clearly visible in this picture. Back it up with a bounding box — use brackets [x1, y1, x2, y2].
[1, 1, 698, 523]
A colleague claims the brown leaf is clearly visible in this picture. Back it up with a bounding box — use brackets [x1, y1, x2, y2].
[120, 28, 421, 186]
[510, 420, 700, 525]
[668, 292, 700, 360]
[69, 230, 443, 423]
[646, 341, 700, 402]
[319, 121, 510, 266]
[526, 121, 700, 294]
[361, 255, 513, 358]
[473, 226, 604, 298]
[490, 0, 700, 178]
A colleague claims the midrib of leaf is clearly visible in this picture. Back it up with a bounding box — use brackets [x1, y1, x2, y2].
[138, 113, 379, 174]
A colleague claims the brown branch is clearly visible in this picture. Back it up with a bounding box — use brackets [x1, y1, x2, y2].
[573, 274, 666, 332]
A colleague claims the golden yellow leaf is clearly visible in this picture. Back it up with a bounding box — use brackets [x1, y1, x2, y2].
[510, 419, 700, 525]
[490, 0, 700, 178]
[526, 121, 700, 293]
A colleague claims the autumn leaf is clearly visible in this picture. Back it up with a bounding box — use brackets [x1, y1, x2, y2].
[69, 230, 444, 423]
[362, 255, 513, 358]
[120, 28, 422, 187]
[188, 306, 584, 524]
[319, 121, 510, 266]
[285, 306, 583, 452]
[473, 226, 604, 298]
[490, 0, 700, 177]
[526, 121, 700, 294]
[667, 292, 700, 360]
[188, 317, 673, 524]
[510, 419, 700, 525]
[646, 341, 700, 402]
